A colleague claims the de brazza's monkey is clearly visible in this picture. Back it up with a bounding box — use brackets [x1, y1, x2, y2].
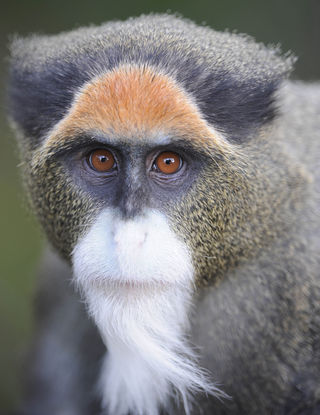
[8, 13, 320, 415]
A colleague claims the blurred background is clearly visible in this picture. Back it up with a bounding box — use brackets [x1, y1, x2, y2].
[1, 0, 319, 412]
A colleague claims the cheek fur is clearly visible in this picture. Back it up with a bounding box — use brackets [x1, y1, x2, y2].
[28, 158, 99, 259]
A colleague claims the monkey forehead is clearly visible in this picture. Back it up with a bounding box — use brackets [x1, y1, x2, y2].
[44, 65, 230, 151]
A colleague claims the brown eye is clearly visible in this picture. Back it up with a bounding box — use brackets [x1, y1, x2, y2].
[154, 151, 182, 174]
[88, 149, 116, 172]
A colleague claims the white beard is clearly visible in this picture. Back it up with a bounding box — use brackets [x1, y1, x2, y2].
[72, 209, 220, 415]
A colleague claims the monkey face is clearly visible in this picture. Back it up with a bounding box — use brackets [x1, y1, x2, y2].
[27, 64, 253, 286]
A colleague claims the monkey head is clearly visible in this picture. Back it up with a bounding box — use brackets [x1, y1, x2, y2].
[8, 15, 301, 415]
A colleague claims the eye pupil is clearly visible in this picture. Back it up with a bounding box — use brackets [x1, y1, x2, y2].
[155, 151, 182, 174]
[88, 149, 116, 172]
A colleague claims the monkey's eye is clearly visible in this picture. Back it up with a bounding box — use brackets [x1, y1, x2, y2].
[87, 149, 116, 172]
[153, 151, 182, 174]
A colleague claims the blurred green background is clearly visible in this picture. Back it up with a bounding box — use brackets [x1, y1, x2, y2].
[1, 0, 319, 412]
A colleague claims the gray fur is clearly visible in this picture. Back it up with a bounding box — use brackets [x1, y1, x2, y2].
[18, 248, 104, 415]
[10, 14, 292, 78]
[188, 81, 320, 413]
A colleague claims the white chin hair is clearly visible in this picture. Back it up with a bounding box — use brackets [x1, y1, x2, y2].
[72, 208, 221, 415]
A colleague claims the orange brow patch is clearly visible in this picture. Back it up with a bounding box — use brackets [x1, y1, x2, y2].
[44, 65, 229, 151]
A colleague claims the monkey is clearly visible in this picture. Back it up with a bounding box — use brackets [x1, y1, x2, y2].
[7, 13, 320, 415]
